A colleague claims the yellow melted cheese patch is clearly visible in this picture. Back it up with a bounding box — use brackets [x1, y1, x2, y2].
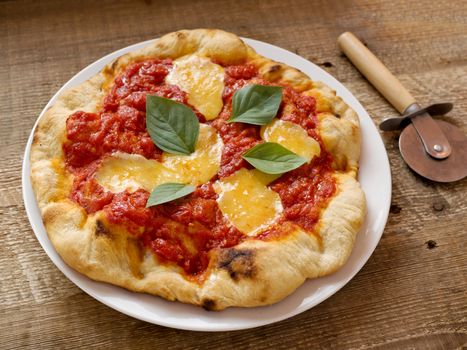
[165, 54, 224, 121]
[96, 124, 222, 193]
[162, 124, 223, 183]
[214, 168, 283, 236]
[261, 119, 321, 162]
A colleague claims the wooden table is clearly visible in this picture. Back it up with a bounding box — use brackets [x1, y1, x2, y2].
[2, 0, 466, 348]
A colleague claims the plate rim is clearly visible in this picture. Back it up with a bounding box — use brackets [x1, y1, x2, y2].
[22, 36, 391, 331]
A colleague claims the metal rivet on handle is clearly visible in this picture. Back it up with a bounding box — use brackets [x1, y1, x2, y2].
[433, 144, 443, 152]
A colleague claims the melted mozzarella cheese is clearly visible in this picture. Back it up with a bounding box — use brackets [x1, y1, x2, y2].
[96, 124, 222, 192]
[165, 54, 224, 121]
[261, 119, 321, 162]
[214, 168, 283, 236]
[163, 124, 223, 184]
[95, 153, 178, 193]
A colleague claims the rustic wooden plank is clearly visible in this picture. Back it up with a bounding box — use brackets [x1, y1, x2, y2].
[1, 0, 466, 349]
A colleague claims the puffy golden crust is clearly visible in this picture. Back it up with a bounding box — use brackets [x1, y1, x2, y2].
[40, 174, 364, 310]
[104, 29, 248, 80]
[30, 29, 365, 310]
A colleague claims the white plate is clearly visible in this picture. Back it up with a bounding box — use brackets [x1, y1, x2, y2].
[22, 37, 391, 331]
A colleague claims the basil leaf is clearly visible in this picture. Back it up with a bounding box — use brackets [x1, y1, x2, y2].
[228, 84, 283, 125]
[146, 95, 199, 155]
[242, 142, 307, 174]
[146, 183, 195, 207]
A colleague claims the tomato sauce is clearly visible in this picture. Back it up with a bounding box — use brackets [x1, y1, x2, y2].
[270, 154, 335, 231]
[63, 58, 335, 276]
[210, 64, 262, 178]
[104, 184, 243, 275]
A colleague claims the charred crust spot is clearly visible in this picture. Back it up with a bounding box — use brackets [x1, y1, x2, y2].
[294, 67, 304, 74]
[111, 59, 119, 71]
[217, 249, 256, 281]
[268, 64, 281, 73]
[351, 124, 359, 138]
[32, 130, 41, 146]
[334, 113, 341, 119]
[340, 156, 348, 172]
[42, 208, 55, 227]
[103, 59, 122, 80]
[176, 31, 187, 40]
[95, 219, 112, 238]
[202, 298, 217, 311]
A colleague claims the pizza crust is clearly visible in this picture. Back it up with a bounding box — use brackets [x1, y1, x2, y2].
[30, 29, 366, 310]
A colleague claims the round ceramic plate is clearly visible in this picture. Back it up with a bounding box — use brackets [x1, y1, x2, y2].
[22, 37, 391, 332]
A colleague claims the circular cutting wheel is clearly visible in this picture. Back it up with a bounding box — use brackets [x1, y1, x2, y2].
[399, 120, 467, 182]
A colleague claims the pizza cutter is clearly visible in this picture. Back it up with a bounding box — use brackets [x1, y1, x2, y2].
[337, 32, 467, 182]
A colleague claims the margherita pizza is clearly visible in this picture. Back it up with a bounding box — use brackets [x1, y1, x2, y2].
[30, 29, 365, 310]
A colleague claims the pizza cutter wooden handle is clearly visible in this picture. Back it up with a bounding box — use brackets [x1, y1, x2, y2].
[337, 32, 416, 114]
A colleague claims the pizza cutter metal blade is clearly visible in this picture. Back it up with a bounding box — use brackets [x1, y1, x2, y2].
[337, 32, 467, 182]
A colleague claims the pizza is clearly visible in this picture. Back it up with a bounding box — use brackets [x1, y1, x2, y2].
[30, 29, 365, 310]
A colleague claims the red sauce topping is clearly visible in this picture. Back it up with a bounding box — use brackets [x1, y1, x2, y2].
[63, 59, 336, 277]
[69, 161, 114, 213]
[104, 184, 243, 275]
[64, 59, 176, 169]
[280, 87, 318, 138]
[270, 155, 335, 232]
[211, 64, 262, 178]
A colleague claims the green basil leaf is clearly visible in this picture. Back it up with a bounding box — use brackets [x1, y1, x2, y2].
[242, 142, 307, 174]
[228, 84, 283, 125]
[146, 95, 199, 155]
[146, 183, 195, 207]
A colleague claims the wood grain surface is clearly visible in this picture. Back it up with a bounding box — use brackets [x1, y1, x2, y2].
[1, 0, 466, 349]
